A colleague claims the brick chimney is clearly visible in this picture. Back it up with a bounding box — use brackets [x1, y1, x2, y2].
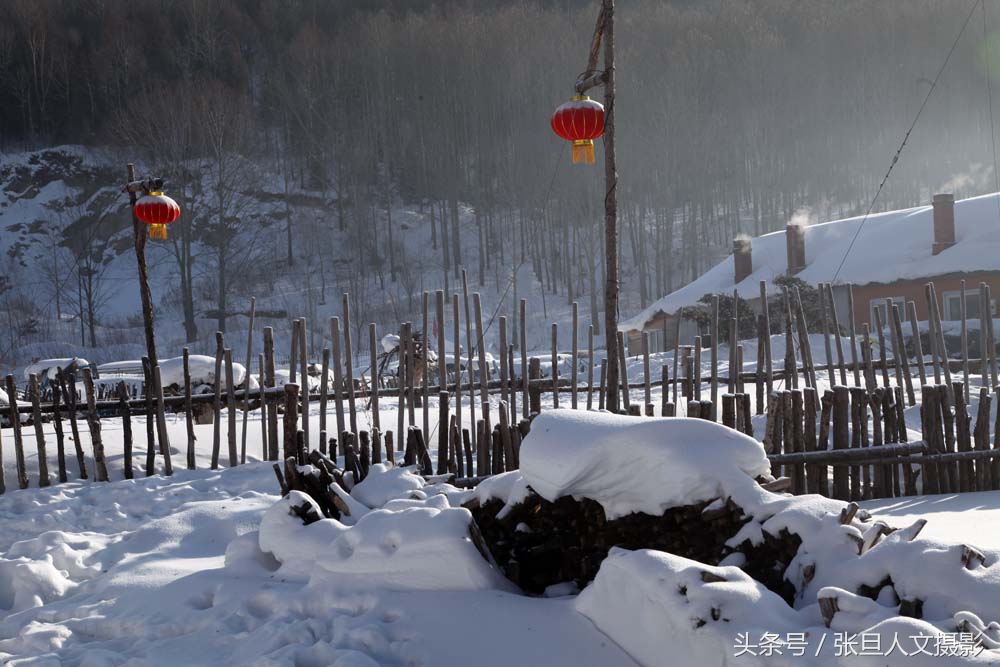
[932, 193, 955, 256]
[733, 237, 752, 283]
[786, 223, 806, 274]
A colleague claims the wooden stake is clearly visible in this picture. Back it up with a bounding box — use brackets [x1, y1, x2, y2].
[473, 293, 490, 435]
[183, 348, 196, 469]
[827, 284, 848, 386]
[28, 374, 49, 487]
[142, 357, 156, 475]
[225, 348, 237, 466]
[52, 374, 66, 483]
[520, 298, 529, 418]
[153, 365, 173, 475]
[82, 368, 109, 482]
[299, 318, 309, 450]
[711, 294, 720, 415]
[343, 293, 358, 435]
[116, 382, 132, 480]
[319, 347, 329, 454]
[264, 327, 279, 461]
[587, 324, 595, 410]
[551, 322, 559, 408]
[58, 371, 86, 479]
[643, 331, 652, 408]
[847, 285, 861, 386]
[5, 376, 26, 489]
[211, 331, 224, 469]
[330, 317, 346, 438]
[369, 323, 381, 433]
[240, 297, 256, 464]
[571, 302, 580, 409]
[907, 301, 927, 389]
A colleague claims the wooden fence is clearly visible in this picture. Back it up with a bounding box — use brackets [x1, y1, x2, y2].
[4, 272, 1000, 504]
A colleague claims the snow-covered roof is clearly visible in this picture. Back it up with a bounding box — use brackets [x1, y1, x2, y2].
[620, 192, 1000, 331]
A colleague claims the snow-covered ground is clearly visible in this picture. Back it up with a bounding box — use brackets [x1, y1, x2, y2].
[3, 358, 1000, 665]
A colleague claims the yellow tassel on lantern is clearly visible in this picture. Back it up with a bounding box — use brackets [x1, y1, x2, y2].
[149, 224, 168, 240]
[572, 139, 596, 164]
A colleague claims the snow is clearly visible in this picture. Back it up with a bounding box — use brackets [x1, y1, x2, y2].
[577, 548, 1000, 666]
[520, 410, 771, 519]
[4, 372, 1000, 664]
[22, 358, 89, 382]
[621, 191, 1000, 332]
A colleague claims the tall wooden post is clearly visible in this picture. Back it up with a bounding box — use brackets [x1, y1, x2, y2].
[601, 0, 619, 414]
[126, 164, 159, 369]
[574, 0, 618, 412]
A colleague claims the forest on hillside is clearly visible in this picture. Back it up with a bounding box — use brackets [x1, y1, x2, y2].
[1, 0, 999, 350]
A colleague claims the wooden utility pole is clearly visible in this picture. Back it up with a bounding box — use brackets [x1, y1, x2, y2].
[575, 0, 618, 411]
[125, 164, 160, 368]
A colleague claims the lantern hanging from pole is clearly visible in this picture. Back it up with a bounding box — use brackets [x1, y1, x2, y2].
[133, 191, 180, 240]
[550, 95, 605, 164]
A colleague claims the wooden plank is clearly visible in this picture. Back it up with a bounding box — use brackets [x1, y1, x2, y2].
[499, 316, 511, 415]
[672, 315, 681, 404]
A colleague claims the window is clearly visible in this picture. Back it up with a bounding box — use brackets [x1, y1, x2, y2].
[869, 297, 905, 327]
[942, 289, 997, 321]
[646, 328, 665, 354]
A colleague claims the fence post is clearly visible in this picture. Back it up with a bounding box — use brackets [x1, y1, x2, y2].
[832, 386, 850, 500]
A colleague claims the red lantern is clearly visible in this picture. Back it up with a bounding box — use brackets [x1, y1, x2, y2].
[134, 191, 180, 240]
[550, 95, 605, 165]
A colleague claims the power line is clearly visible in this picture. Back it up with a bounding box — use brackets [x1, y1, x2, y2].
[831, 0, 981, 284]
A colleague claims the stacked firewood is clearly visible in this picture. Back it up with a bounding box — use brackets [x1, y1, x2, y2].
[466, 491, 802, 596]
[273, 449, 352, 523]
